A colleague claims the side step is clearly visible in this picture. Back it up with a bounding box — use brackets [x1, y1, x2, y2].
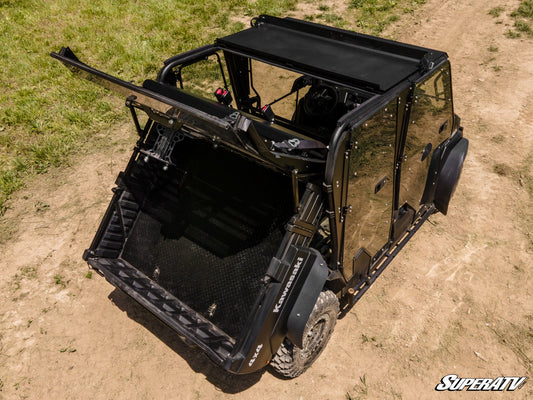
[88, 258, 237, 366]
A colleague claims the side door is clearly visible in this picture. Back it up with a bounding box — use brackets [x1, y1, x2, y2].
[398, 63, 454, 214]
[342, 98, 398, 281]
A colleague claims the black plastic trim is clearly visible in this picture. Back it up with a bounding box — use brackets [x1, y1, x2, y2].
[434, 137, 469, 215]
[286, 250, 329, 347]
[89, 258, 237, 367]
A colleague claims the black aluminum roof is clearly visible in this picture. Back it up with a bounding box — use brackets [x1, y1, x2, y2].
[217, 15, 447, 93]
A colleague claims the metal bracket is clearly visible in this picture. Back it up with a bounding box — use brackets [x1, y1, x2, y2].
[291, 169, 300, 213]
[125, 95, 183, 131]
[339, 204, 352, 223]
[140, 123, 185, 168]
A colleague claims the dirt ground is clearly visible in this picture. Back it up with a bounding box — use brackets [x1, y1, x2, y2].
[1, 0, 532, 399]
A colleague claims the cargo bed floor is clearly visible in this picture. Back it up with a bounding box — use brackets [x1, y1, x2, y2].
[122, 211, 283, 338]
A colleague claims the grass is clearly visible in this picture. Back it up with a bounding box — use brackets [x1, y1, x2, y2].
[488, 6, 505, 18]
[0, 0, 299, 214]
[10, 266, 37, 294]
[59, 346, 76, 353]
[492, 155, 533, 200]
[317, 12, 345, 25]
[506, 29, 522, 38]
[514, 19, 533, 34]
[281, 0, 423, 30]
[493, 163, 512, 176]
[0, 0, 428, 214]
[34, 201, 50, 212]
[347, 0, 425, 33]
[512, 0, 533, 18]
[53, 274, 67, 288]
[487, 318, 533, 374]
[506, 0, 533, 38]
[13, 377, 29, 391]
[518, 153, 533, 200]
[361, 333, 383, 347]
[346, 375, 369, 399]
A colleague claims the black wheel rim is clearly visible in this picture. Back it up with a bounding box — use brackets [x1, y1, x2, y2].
[301, 314, 329, 359]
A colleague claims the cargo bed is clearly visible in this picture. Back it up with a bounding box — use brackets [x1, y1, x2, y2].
[87, 136, 295, 339]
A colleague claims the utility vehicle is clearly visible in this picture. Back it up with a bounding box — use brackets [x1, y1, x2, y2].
[52, 15, 468, 377]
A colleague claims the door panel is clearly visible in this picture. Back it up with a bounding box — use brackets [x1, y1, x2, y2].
[342, 100, 397, 280]
[400, 63, 454, 211]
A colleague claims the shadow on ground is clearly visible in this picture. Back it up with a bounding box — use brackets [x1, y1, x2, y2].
[108, 288, 265, 393]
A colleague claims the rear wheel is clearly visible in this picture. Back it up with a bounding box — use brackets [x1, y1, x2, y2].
[270, 290, 339, 378]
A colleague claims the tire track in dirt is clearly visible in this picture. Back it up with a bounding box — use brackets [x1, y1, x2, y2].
[372, 1, 533, 398]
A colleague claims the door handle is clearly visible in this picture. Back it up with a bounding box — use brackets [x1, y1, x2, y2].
[421, 142, 432, 161]
[374, 176, 388, 194]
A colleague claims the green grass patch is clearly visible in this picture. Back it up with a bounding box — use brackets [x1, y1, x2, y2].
[317, 12, 346, 27]
[0, 0, 300, 214]
[54, 274, 67, 288]
[519, 153, 533, 200]
[10, 265, 38, 294]
[348, 0, 426, 33]
[0, 0, 426, 214]
[506, 29, 522, 38]
[507, 1, 533, 37]
[493, 163, 512, 176]
[512, 0, 533, 18]
[514, 19, 533, 34]
[488, 6, 505, 18]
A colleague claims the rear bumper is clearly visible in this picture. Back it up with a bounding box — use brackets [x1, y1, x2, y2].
[88, 257, 245, 371]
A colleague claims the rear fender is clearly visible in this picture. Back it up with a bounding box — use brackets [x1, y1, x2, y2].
[237, 246, 329, 374]
[285, 249, 329, 348]
[421, 127, 468, 214]
[434, 136, 468, 214]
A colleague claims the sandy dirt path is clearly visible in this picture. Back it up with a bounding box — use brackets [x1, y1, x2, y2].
[1, 0, 531, 399]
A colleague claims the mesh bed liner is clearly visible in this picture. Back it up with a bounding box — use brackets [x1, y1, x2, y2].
[116, 137, 294, 338]
[122, 211, 284, 338]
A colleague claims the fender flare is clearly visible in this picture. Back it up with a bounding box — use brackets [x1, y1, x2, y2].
[434, 137, 469, 215]
[285, 250, 329, 348]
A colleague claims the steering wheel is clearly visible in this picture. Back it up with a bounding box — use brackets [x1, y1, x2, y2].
[303, 84, 338, 117]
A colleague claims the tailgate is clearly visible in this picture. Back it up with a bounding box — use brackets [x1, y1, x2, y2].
[88, 257, 239, 367]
